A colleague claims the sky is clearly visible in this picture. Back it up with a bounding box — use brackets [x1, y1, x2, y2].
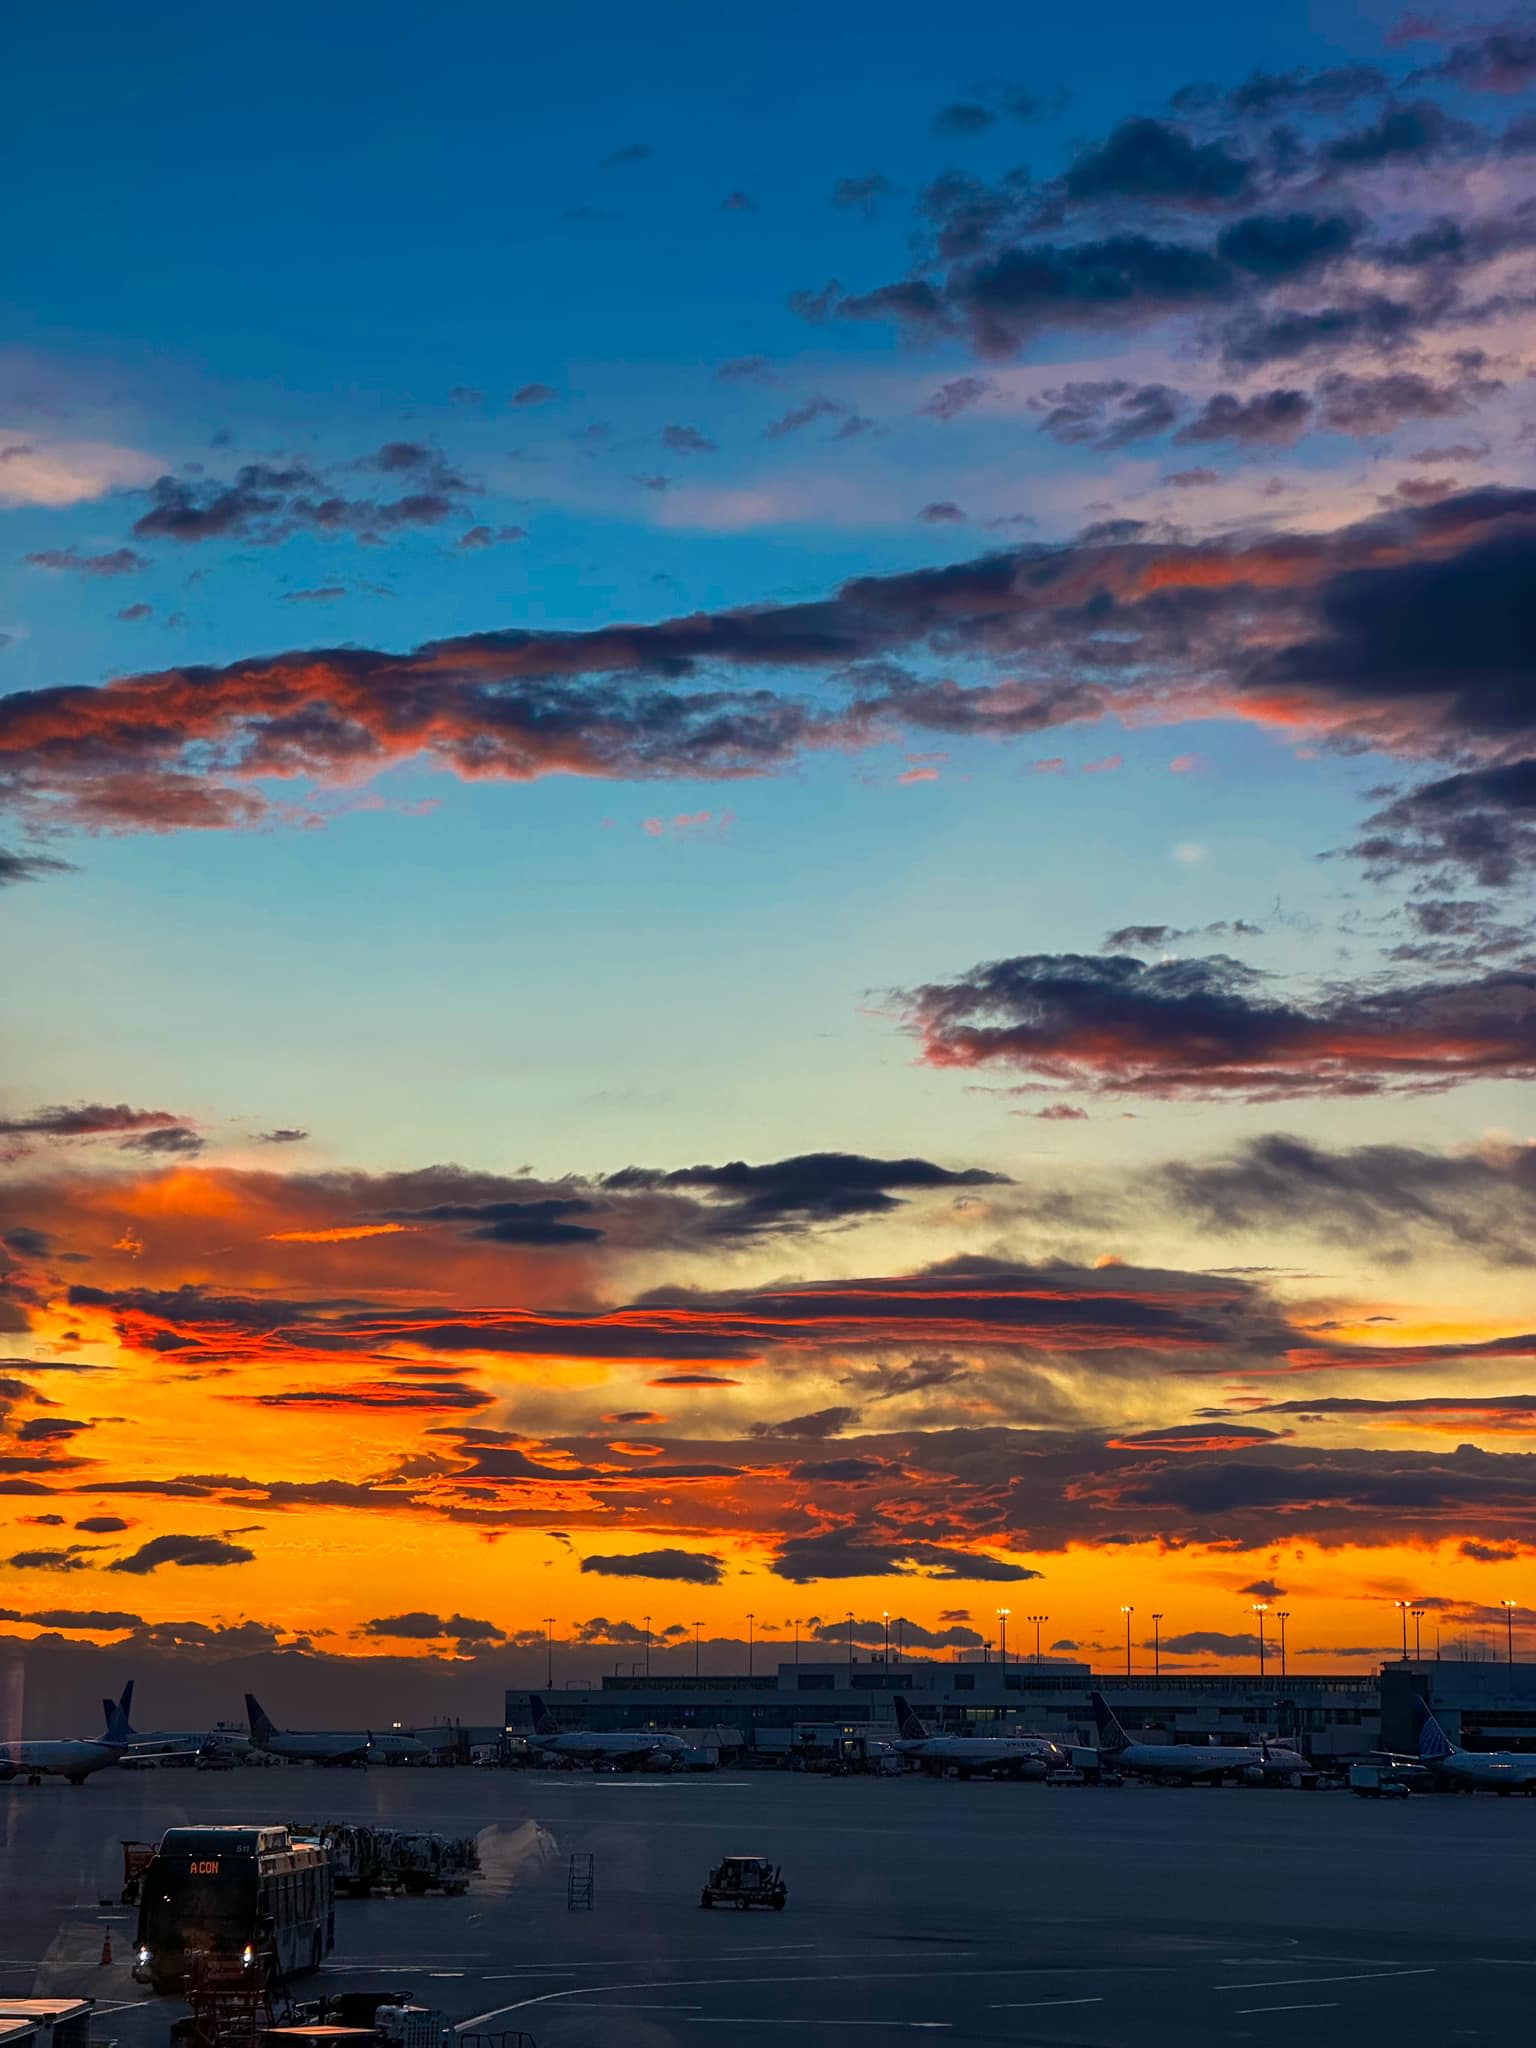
[3, 0, 1536, 1708]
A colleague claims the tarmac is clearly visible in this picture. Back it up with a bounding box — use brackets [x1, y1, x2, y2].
[3, 1764, 1533, 2046]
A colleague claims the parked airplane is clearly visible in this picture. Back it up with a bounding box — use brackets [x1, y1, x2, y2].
[1413, 1696, 1536, 1794]
[102, 1691, 251, 1763]
[245, 1694, 373, 1765]
[891, 1696, 1061, 1777]
[527, 1694, 687, 1765]
[1090, 1691, 1269, 1782]
[0, 1681, 135, 1785]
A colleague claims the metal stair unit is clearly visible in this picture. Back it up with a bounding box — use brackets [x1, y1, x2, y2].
[566, 1851, 595, 1910]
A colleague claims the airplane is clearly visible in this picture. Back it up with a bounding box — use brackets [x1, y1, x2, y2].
[102, 1691, 252, 1765]
[0, 1681, 135, 1785]
[1089, 1690, 1273, 1783]
[245, 1693, 374, 1765]
[244, 1694, 429, 1765]
[891, 1696, 1062, 1778]
[1412, 1696, 1536, 1795]
[527, 1694, 687, 1766]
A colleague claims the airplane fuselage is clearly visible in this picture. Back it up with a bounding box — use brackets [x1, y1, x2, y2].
[538, 1731, 684, 1762]
[0, 1740, 123, 1783]
[1115, 1741, 1264, 1780]
[896, 1736, 1055, 1775]
[1431, 1752, 1536, 1791]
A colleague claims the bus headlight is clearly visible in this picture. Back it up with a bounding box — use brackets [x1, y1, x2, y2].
[136, 1948, 150, 1968]
[241, 1946, 254, 1967]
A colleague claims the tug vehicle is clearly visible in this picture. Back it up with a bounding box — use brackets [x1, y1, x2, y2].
[699, 1855, 787, 1910]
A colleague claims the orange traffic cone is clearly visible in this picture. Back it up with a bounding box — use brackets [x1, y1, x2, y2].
[99, 1930, 112, 1967]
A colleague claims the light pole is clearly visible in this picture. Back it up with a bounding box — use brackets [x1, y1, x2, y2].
[1252, 1602, 1268, 1680]
[747, 1611, 755, 1678]
[882, 1609, 891, 1666]
[847, 1610, 856, 1679]
[1276, 1610, 1290, 1678]
[896, 1616, 905, 1661]
[1150, 1612, 1163, 1678]
[1411, 1606, 1424, 1661]
[1501, 1599, 1518, 1665]
[793, 1617, 801, 1666]
[1394, 1599, 1410, 1661]
[693, 1619, 702, 1678]
[1027, 1613, 1048, 1666]
[1120, 1605, 1134, 1678]
[544, 1616, 555, 1689]
[997, 1607, 1010, 1669]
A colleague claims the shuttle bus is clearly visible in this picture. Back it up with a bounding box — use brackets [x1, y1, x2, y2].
[133, 1825, 333, 1993]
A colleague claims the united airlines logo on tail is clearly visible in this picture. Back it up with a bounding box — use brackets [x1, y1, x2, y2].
[1412, 1695, 1455, 1762]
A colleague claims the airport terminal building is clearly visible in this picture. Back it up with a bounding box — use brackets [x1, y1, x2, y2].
[507, 1658, 1392, 1762]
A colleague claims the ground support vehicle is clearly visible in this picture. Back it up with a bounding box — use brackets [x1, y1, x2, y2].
[699, 1857, 786, 1911]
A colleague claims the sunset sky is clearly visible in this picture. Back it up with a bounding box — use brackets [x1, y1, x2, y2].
[3, 0, 1536, 1691]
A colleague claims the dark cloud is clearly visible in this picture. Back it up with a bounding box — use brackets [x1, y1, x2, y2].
[9, 1546, 99, 1570]
[601, 1152, 1007, 1234]
[919, 501, 966, 523]
[511, 384, 558, 407]
[0, 1607, 142, 1631]
[257, 1128, 308, 1145]
[1063, 119, 1252, 206]
[898, 951, 1536, 1100]
[813, 1615, 982, 1647]
[1174, 388, 1311, 445]
[1411, 30, 1536, 95]
[1219, 64, 1387, 119]
[379, 1196, 604, 1245]
[1238, 1578, 1285, 1599]
[1320, 100, 1475, 173]
[579, 1548, 725, 1584]
[1348, 759, 1536, 888]
[107, 1534, 256, 1574]
[0, 1103, 191, 1152]
[0, 849, 75, 887]
[660, 425, 716, 457]
[360, 1611, 505, 1642]
[74, 1516, 130, 1533]
[132, 449, 469, 548]
[456, 524, 527, 550]
[770, 1534, 1042, 1583]
[748, 1407, 862, 1441]
[21, 547, 148, 578]
[9, 489, 1536, 840]
[1160, 1131, 1536, 1267]
[1213, 210, 1361, 282]
[933, 103, 997, 136]
[1033, 380, 1186, 449]
[247, 1380, 491, 1410]
[762, 395, 861, 439]
[602, 143, 653, 168]
[118, 1126, 204, 1157]
[919, 376, 993, 421]
[832, 173, 896, 215]
[1158, 1629, 1262, 1654]
[1316, 363, 1498, 435]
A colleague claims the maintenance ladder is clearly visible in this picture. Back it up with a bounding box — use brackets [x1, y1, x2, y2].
[566, 1851, 595, 1910]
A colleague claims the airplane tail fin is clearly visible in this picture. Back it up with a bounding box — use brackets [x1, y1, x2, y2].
[1412, 1693, 1455, 1763]
[103, 1683, 135, 1747]
[1089, 1689, 1130, 1754]
[245, 1693, 277, 1744]
[527, 1693, 561, 1738]
[892, 1694, 929, 1740]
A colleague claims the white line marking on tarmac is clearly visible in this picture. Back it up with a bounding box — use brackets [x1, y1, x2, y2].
[683, 2022, 950, 2031]
[1215, 1969, 1435, 1992]
[1235, 2003, 1341, 2016]
[989, 1998, 1104, 2012]
[457, 1963, 1172, 2030]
